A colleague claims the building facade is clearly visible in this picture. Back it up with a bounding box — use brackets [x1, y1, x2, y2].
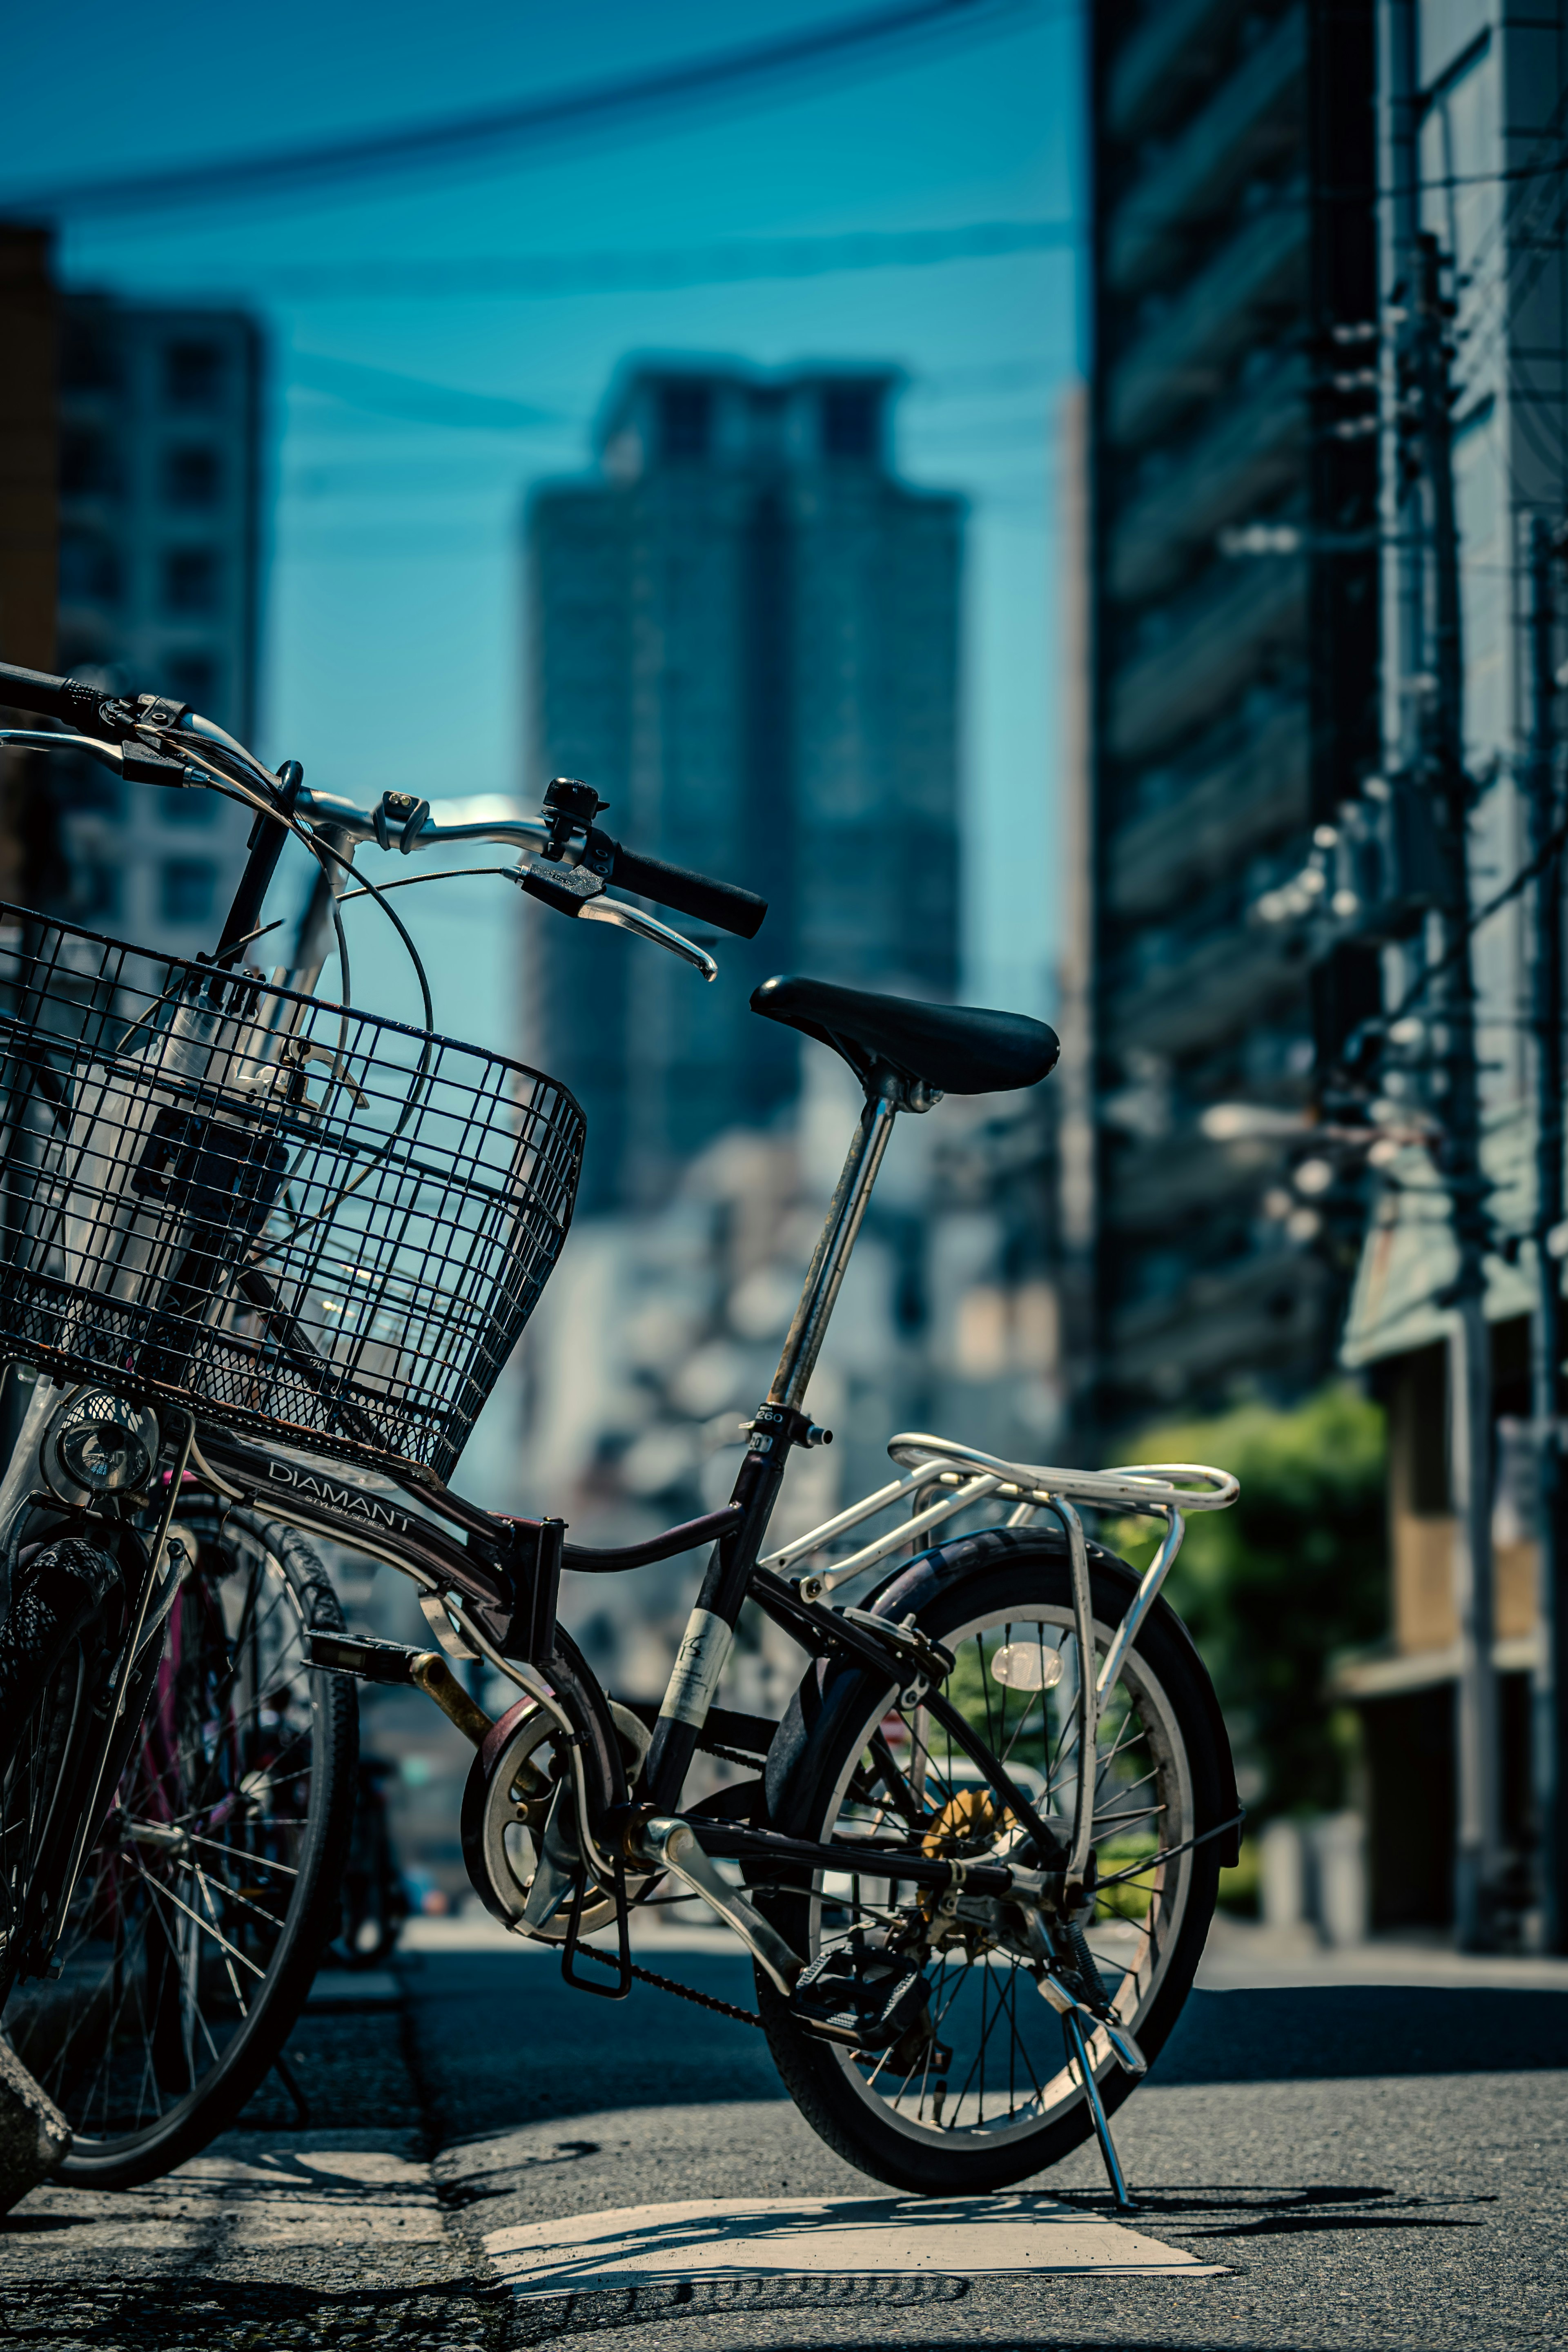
[0, 224, 60, 912]
[1079, 0, 1380, 1430]
[51, 293, 265, 958]
[524, 361, 962, 1213]
[1336, 0, 1568, 1938]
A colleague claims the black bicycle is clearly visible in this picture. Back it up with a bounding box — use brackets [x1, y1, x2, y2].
[0, 659, 1240, 2202]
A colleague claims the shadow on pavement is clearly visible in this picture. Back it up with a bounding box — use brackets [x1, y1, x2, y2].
[1156, 1986, 1568, 2083]
[398, 1948, 1568, 2144]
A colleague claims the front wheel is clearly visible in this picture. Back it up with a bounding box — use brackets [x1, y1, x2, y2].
[756, 1527, 1234, 2195]
[2, 1506, 357, 2188]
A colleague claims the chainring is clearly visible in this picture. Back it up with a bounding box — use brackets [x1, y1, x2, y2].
[460, 1697, 650, 1940]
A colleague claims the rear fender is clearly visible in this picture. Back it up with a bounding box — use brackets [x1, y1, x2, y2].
[762, 1523, 1241, 1867]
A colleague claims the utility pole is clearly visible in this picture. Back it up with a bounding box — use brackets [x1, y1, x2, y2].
[1527, 516, 1568, 1951]
[1412, 232, 1500, 1949]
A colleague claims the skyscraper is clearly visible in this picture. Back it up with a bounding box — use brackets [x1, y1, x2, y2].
[524, 361, 962, 1212]
[1076, 1, 1379, 1428]
[51, 293, 265, 957]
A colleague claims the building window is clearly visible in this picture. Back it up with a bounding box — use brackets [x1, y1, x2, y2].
[60, 316, 119, 392]
[58, 528, 122, 606]
[822, 387, 878, 460]
[659, 384, 712, 461]
[75, 862, 121, 922]
[161, 651, 218, 712]
[158, 788, 217, 827]
[160, 858, 218, 927]
[164, 340, 224, 410]
[60, 427, 120, 497]
[162, 548, 220, 616]
[163, 445, 221, 508]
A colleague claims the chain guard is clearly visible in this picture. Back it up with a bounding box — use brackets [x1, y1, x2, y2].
[460, 1695, 650, 1939]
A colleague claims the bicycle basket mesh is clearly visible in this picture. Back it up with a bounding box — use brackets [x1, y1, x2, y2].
[0, 906, 584, 1482]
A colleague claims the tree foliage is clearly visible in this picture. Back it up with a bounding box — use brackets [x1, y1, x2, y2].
[1110, 1384, 1386, 1820]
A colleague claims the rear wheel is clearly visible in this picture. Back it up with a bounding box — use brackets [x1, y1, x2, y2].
[757, 1530, 1232, 2194]
[1, 1506, 356, 2188]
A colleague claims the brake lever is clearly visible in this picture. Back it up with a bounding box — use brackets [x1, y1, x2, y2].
[505, 858, 717, 981]
[577, 896, 717, 980]
[0, 727, 187, 787]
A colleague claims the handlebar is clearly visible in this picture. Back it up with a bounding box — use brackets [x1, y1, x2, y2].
[0, 673, 766, 979]
[0, 660, 112, 732]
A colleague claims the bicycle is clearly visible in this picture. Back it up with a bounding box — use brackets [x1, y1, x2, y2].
[0, 659, 1240, 2205]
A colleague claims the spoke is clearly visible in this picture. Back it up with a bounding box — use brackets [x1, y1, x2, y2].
[1002, 1953, 1048, 2115]
[124, 1860, 267, 1978]
[191, 1866, 288, 1940]
[1096, 1762, 1159, 1811]
[866, 1731, 926, 1830]
[183, 1834, 300, 1878]
[192, 1862, 252, 2018]
[1093, 1801, 1166, 1833]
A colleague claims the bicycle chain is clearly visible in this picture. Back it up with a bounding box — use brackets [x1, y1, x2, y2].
[572, 1936, 763, 2029]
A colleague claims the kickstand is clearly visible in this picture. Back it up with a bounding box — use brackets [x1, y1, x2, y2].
[272, 2049, 311, 2128]
[1061, 2010, 1136, 2213]
[560, 1850, 632, 2000]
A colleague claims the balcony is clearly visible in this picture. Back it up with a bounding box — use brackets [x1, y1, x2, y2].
[1107, 548, 1306, 767]
[1107, 9, 1305, 296]
[1103, 1126, 1286, 1235]
[1108, 347, 1307, 605]
[1103, 901, 1309, 1061]
[1105, 0, 1250, 143]
[1105, 1242, 1332, 1404]
[1106, 693, 1309, 920]
[1107, 196, 1307, 451]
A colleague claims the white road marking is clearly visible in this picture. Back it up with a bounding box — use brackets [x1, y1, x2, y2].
[484, 2191, 1227, 2295]
[18, 2137, 446, 2255]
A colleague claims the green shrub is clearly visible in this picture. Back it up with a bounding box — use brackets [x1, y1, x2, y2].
[1107, 1383, 1386, 1823]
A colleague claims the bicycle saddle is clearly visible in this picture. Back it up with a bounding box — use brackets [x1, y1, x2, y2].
[750, 975, 1059, 1096]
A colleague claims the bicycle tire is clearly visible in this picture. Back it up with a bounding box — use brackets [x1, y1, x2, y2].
[754, 1526, 1233, 2195]
[2, 1505, 357, 2189]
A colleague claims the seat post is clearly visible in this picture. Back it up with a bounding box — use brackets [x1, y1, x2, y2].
[769, 1074, 905, 1412]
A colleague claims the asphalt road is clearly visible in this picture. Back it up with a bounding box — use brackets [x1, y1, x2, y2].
[4, 1930, 1566, 2352]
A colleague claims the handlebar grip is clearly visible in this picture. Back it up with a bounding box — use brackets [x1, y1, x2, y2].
[0, 661, 115, 734]
[606, 842, 767, 940]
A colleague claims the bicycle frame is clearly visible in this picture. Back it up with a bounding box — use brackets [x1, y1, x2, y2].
[155, 1067, 1237, 1998]
[0, 725, 1236, 2007]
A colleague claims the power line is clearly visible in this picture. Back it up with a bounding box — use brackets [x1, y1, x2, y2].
[287, 350, 574, 432]
[0, 0, 1045, 223]
[251, 219, 1078, 301]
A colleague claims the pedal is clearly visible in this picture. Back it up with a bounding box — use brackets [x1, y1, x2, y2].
[790, 1947, 936, 2056]
[307, 1631, 422, 1685]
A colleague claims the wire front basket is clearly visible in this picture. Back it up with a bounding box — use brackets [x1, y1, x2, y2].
[0, 906, 584, 1483]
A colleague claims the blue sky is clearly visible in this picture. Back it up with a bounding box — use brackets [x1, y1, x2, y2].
[4, 0, 1081, 1032]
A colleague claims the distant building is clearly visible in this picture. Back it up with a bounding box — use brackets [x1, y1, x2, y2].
[1334, 7, 1568, 1940]
[51, 293, 265, 956]
[1076, 2, 1379, 1429]
[524, 361, 962, 1212]
[0, 223, 60, 912]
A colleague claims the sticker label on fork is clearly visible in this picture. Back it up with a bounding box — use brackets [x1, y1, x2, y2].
[658, 1607, 734, 1727]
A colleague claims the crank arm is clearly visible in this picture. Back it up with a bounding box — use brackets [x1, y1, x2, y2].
[633, 1816, 802, 1997]
[520, 1782, 581, 1931]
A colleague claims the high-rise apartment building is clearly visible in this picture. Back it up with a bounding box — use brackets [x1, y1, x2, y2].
[1078, 1, 1379, 1429]
[0, 224, 59, 911]
[51, 294, 264, 957]
[524, 361, 962, 1212]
